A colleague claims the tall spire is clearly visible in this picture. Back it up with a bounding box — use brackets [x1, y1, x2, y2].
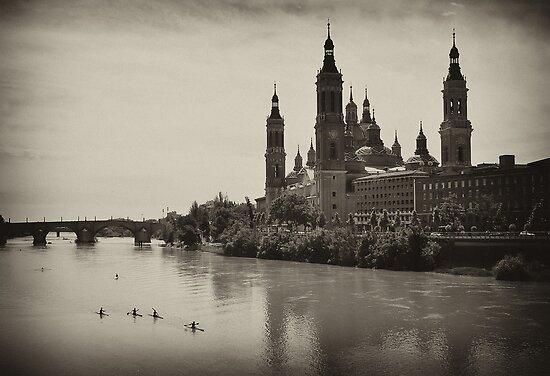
[361, 86, 371, 123]
[294, 145, 303, 171]
[394, 130, 398, 143]
[415, 121, 428, 155]
[269, 82, 281, 119]
[321, 20, 337, 73]
[447, 29, 463, 80]
[349, 85, 353, 102]
[306, 138, 316, 168]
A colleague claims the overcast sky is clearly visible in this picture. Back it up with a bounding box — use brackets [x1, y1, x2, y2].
[0, 0, 548, 222]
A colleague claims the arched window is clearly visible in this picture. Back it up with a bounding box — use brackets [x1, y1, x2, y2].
[450, 99, 454, 114]
[330, 92, 335, 112]
[321, 92, 326, 113]
[442, 146, 448, 162]
[274, 164, 280, 178]
[457, 146, 464, 162]
[457, 99, 462, 114]
[329, 142, 336, 159]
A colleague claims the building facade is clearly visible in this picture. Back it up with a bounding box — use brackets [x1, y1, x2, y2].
[415, 156, 550, 228]
[256, 24, 548, 228]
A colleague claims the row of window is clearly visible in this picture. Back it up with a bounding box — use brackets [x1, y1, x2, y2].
[358, 200, 412, 207]
[421, 174, 546, 191]
[361, 192, 412, 199]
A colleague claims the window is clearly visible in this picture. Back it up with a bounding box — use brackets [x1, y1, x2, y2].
[274, 164, 280, 178]
[320, 92, 326, 113]
[329, 143, 336, 159]
[330, 92, 335, 112]
[461, 181, 465, 188]
[457, 99, 462, 114]
[475, 179, 479, 187]
[332, 204, 337, 209]
[454, 181, 458, 188]
[332, 192, 336, 197]
[457, 146, 464, 162]
[332, 175, 336, 180]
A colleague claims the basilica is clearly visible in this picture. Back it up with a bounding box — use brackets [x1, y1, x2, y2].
[256, 23, 470, 220]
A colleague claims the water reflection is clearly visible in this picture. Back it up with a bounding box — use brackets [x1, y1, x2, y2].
[1, 237, 549, 375]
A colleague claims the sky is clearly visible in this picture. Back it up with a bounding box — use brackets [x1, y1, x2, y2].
[0, 0, 549, 222]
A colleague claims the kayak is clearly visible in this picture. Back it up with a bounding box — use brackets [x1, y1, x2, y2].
[96, 312, 109, 316]
[148, 314, 164, 319]
[184, 324, 204, 332]
[127, 312, 142, 317]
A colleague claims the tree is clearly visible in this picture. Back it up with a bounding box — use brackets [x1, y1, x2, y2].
[332, 212, 342, 227]
[469, 194, 505, 231]
[393, 210, 402, 230]
[411, 210, 420, 227]
[189, 201, 210, 238]
[269, 193, 315, 231]
[436, 193, 464, 231]
[244, 196, 255, 229]
[369, 210, 378, 231]
[379, 209, 390, 232]
[316, 212, 327, 228]
[525, 199, 548, 231]
[346, 213, 356, 232]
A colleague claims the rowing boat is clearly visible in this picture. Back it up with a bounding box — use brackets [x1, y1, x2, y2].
[184, 324, 204, 332]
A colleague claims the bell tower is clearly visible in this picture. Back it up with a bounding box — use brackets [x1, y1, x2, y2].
[265, 83, 286, 211]
[439, 30, 473, 169]
[314, 21, 346, 219]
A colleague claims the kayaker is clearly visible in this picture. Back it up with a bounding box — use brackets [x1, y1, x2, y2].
[152, 308, 159, 317]
[190, 321, 197, 329]
[115, 274, 119, 279]
[132, 308, 138, 316]
[99, 307, 105, 315]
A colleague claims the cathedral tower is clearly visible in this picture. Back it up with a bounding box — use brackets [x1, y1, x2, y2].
[439, 31, 473, 169]
[306, 138, 316, 168]
[392, 130, 401, 158]
[314, 21, 346, 218]
[265, 84, 286, 211]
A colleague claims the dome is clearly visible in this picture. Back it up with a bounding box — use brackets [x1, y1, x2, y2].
[346, 100, 357, 109]
[356, 145, 393, 157]
[271, 93, 279, 102]
[324, 37, 334, 50]
[405, 154, 439, 166]
[449, 45, 459, 59]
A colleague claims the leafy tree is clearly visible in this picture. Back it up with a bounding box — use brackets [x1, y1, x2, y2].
[189, 201, 210, 238]
[393, 210, 402, 230]
[316, 212, 327, 228]
[332, 212, 342, 227]
[244, 196, 255, 229]
[369, 210, 378, 231]
[411, 210, 420, 227]
[178, 224, 201, 247]
[469, 194, 505, 231]
[379, 209, 390, 232]
[270, 193, 315, 231]
[436, 194, 464, 231]
[525, 199, 548, 231]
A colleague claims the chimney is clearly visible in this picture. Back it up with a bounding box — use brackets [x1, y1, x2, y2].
[499, 155, 515, 169]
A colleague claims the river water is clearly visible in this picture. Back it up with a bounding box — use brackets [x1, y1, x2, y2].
[0, 235, 549, 376]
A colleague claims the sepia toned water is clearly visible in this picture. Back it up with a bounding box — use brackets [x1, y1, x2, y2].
[1, 235, 549, 376]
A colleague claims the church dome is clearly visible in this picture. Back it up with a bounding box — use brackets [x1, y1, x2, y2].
[356, 145, 393, 157]
[449, 44, 459, 59]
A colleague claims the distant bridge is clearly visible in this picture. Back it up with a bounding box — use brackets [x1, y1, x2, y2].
[0, 219, 161, 246]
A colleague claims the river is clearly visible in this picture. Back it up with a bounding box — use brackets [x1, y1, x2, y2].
[0, 235, 549, 375]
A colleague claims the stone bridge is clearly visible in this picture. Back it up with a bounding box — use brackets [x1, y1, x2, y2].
[0, 219, 161, 246]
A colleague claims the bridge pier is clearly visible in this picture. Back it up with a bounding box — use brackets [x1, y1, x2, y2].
[33, 229, 47, 245]
[76, 228, 95, 244]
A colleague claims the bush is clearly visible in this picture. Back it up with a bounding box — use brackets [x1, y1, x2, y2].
[223, 227, 259, 258]
[258, 232, 299, 260]
[356, 233, 377, 268]
[493, 255, 530, 281]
